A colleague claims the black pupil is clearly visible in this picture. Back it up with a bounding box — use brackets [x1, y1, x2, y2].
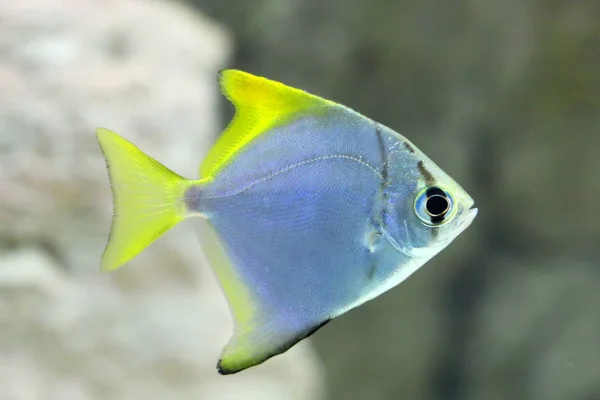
[426, 194, 449, 217]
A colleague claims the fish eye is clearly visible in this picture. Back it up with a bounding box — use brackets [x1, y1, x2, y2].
[414, 186, 455, 226]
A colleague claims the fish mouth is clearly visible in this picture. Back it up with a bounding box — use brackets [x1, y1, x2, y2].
[462, 206, 478, 227]
[463, 196, 478, 221]
[454, 202, 477, 234]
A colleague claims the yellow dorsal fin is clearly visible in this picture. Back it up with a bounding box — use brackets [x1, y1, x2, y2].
[199, 69, 335, 181]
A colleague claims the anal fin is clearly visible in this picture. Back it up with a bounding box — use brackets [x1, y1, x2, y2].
[196, 219, 331, 374]
[217, 318, 331, 375]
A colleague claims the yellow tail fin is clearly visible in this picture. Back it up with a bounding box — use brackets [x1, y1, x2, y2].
[96, 128, 191, 272]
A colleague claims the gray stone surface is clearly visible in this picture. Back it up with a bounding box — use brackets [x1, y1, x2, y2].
[0, 0, 324, 399]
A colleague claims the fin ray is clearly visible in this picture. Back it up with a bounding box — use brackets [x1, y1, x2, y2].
[96, 128, 191, 271]
[199, 69, 335, 181]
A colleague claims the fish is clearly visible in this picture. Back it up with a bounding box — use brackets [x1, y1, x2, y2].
[95, 69, 477, 375]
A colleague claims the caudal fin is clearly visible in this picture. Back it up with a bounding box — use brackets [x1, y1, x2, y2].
[96, 128, 191, 272]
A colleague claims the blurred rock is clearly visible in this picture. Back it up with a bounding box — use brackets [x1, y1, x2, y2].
[0, 0, 324, 399]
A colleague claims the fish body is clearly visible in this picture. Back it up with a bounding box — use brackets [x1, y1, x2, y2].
[96, 69, 477, 374]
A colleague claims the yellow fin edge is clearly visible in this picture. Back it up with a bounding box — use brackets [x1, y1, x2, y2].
[199, 69, 336, 181]
[195, 219, 262, 372]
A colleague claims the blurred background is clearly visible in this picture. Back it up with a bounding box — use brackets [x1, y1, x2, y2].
[1, 0, 599, 399]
